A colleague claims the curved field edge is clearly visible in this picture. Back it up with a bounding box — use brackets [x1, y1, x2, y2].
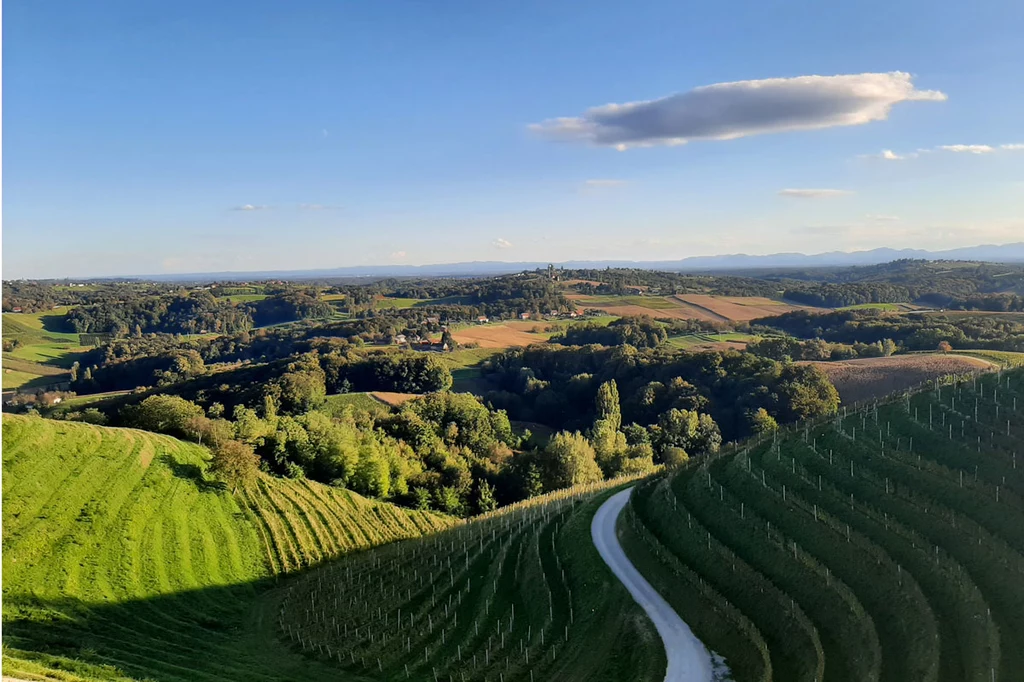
[1, 414, 454, 682]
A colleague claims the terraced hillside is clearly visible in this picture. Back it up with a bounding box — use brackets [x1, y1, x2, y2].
[276, 479, 666, 682]
[624, 367, 1024, 681]
[1, 415, 452, 682]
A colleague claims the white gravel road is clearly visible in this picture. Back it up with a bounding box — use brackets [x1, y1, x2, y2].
[591, 487, 715, 682]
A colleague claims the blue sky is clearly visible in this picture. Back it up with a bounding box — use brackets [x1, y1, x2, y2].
[4, 0, 1023, 278]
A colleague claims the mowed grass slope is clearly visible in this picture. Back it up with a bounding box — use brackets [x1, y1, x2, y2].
[626, 367, 1024, 681]
[2, 414, 452, 682]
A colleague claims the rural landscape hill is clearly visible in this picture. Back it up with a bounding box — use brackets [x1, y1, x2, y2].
[1, 415, 453, 681]
[4, 260, 1024, 681]
[6, 364, 1024, 681]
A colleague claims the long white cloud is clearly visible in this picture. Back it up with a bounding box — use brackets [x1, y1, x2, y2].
[530, 72, 945, 150]
[937, 144, 994, 154]
[871, 142, 1022, 159]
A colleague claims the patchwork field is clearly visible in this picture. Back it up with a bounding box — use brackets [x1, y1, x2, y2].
[804, 354, 995, 405]
[1, 415, 452, 682]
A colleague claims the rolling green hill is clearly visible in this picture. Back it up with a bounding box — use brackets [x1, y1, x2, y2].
[1, 415, 452, 681]
[623, 367, 1024, 681]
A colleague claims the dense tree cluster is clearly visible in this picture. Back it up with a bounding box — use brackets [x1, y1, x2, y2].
[757, 309, 1024, 352]
[551, 316, 669, 348]
[479, 344, 839, 444]
[249, 292, 333, 326]
[747, 336, 897, 362]
[66, 291, 253, 336]
[62, 290, 335, 337]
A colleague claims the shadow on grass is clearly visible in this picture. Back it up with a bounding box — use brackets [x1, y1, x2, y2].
[2, 578, 353, 682]
[161, 454, 226, 493]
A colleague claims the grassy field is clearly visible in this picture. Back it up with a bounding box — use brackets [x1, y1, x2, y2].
[624, 367, 1024, 681]
[375, 297, 427, 309]
[2, 413, 670, 681]
[950, 350, 1024, 368]
[838, 303, 902, 311]
[572, 295, 683, 310]
[2, 415, 453, 682]
[3, 309, 84, 388]
[319, 391, 393, 418]
[221, 293, 269, 303]
[666, 332, 758, 350]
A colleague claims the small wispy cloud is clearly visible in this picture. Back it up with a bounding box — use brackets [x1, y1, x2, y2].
[868, 149, 918, 161]
[1001, 143, 1024, 151]
[231, 204, 272, 211]
[493, 238, 513, 249]
[778, 188, 854, 199]
[937, 144, 994, 154]
[530, 72, 945, 151]
[866, 214, 901, 222]
[390, 250, 407, 260]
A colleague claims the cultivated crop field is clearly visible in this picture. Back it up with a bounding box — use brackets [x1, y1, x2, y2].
[276, 477, 666, 682]
[1, 415, 452, 682]
[674, 295, 809, 322]
[624, 366, 1024, 681]
[805, 354, 994, 404]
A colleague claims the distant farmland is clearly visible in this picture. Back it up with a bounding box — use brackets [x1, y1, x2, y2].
[804, 354, 995, 404]
[451, 321, 551, 348]
[564, 293, 810, 323]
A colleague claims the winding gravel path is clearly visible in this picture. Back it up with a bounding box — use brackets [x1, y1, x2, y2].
[591, 487, 715, 682]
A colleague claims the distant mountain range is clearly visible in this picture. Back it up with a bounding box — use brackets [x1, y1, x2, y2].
[134, 242, 1024, 282]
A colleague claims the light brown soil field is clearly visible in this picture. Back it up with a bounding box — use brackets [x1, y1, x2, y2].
[598, 304, 706, 320]
[804, 354, 995, 405]
[370, 391, 420, 406]
[675, 295, 805, 322]
[451, 322, 547, 348]
[720, 296, 791, 307]
[565, 297, 715, 320]
[691, 341, 749, 352]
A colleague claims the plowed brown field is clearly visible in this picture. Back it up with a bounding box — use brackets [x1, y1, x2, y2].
[804, 354, 995, 405]
[450, 321, 547, 348]
[674, 295, 806, 321]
